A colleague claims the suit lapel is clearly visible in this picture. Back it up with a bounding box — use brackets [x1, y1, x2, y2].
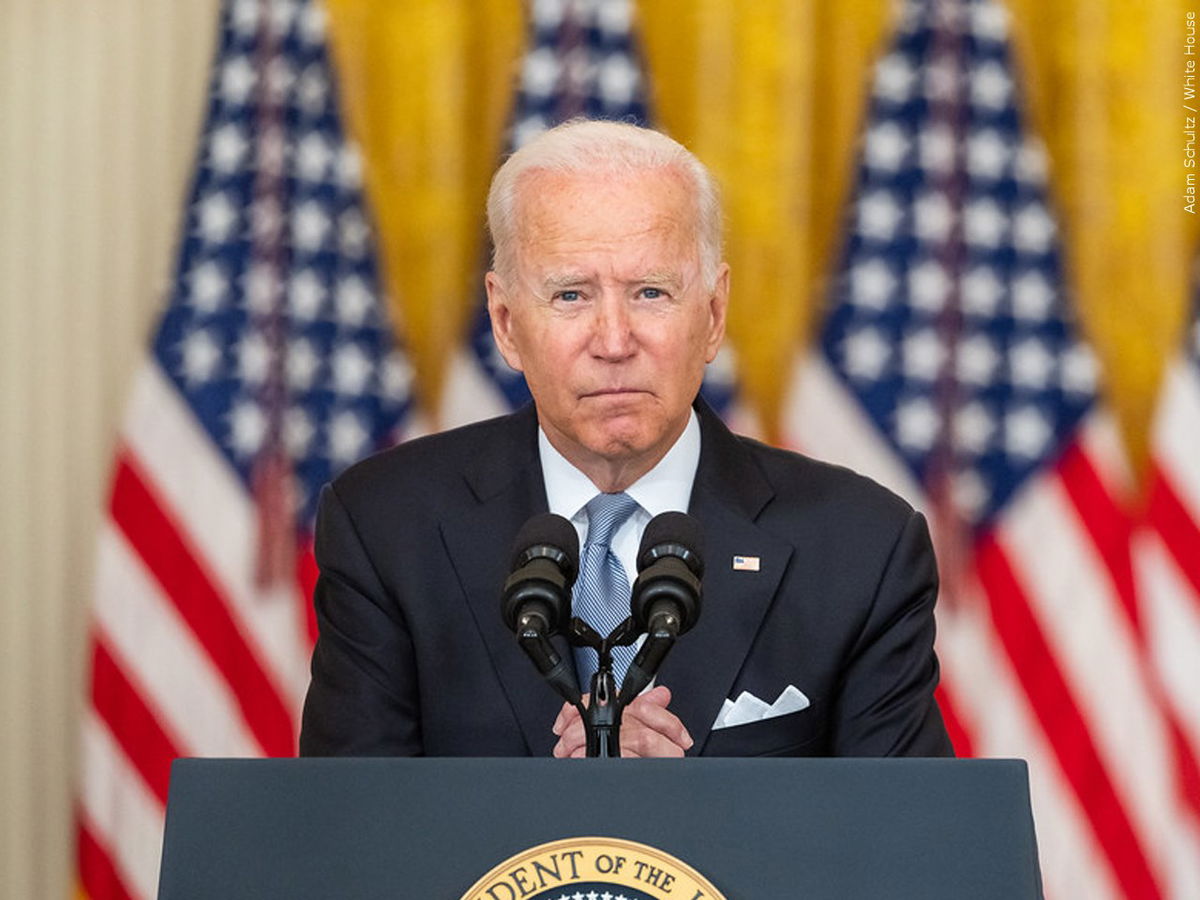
[438, 406, 573, 756]
[658, 403, 793, 755]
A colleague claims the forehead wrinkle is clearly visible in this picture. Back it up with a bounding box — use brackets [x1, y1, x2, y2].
[541, 271, 596, 289]
[632, 269, 685, 287]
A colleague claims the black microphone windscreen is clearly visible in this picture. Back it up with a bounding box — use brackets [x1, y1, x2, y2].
[637, 511, 704, 575]
[509, 513, 580, 571]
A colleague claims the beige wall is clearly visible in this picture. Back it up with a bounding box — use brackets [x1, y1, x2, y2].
[0, 2, 220, 895]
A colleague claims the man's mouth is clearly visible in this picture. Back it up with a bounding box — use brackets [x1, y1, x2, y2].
[583, 388, 646, 397]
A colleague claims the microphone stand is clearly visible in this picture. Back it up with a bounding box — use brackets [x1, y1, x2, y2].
[569, 617, 643, 758]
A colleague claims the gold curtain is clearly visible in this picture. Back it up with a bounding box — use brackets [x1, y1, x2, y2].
[1006, 0, 1200, 470]
[324, 0, 524, 418]
[325, 0, 1194, 469]
[639, 0, 891, 440]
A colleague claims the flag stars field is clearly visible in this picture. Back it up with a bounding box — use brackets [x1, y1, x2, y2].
[334, 143, 363, 189]
[597, 53, 640, 107]
[331, 343, 373, 395]
[1011, 271, 1055, 321]
[964, 197, 1007, 249]
[954, 401, 995, 454]
[1009, 338, 1055, 391]
[335, 276, 374, 326]
[849, 259, 897, 309]
[909, 259, 951, 311]
[228, 399, 267, 458]
[918, 123, 956, 174]
[896, 395, 941, 451]
[1013, 204, 1056, 255]
[288, 270, 326, 320]
[236, 332, 269, 385]
[967, 128, 1010, 180]
[1059, 344, 1099, 396]
[327, 409, 369, 463]
[865, 122, 911, 172]
[957, 333, 1001, 386]
[296, 133, 333, 182]
[251, 196, 284, 244]
[1003, 405, 1052, 460]
[291, 201, 331, 253]
[338, 209, 370, 258]
[179, 330, 223, 385]
[196, 192, 239, 245]
[297, 65, 330, 115]
[962, 266, 1004, 316]
[219, 56, 256, 106]
[914, 190, 954, 243]
[875, 53, 918, 104]
[902, 328, 947, 382]
[285, 338, 321, 391]
[208, 123, 248, 174]
[243, 262, 280, 313]
[970, 61, 1013, 111]
[858, 190, 904, 242]
[844, 326, 893, 381]
[185, 262, 230, 313]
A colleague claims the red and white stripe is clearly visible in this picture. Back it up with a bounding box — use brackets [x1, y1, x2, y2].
[786, 352, 1200, 900]
[78, 363, 314, 899]
[1138, 356, 1200, 800]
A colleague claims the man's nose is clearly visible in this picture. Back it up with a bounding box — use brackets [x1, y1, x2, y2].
[589, 293, 636, 360]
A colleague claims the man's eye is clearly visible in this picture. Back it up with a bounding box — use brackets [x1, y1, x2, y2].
[641, 287, 663, 299]
[556, 290, 581, 302]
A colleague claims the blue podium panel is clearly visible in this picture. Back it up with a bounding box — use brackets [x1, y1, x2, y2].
[158, 757, 1042, 899]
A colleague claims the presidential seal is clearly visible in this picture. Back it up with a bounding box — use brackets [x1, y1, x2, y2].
[460, 836, 727, 900]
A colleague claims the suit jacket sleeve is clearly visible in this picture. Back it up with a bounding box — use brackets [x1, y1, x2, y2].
[831, 509, 952, 757]
[299, 483, 422, 756]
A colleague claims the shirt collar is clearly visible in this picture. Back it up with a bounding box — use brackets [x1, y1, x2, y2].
[538, 409, 701, 524]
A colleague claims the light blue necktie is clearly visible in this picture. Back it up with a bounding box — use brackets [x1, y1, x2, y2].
[573, 492, 639, 690]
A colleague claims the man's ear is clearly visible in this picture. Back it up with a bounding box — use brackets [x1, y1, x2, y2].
[485, 271, 524, 373]
[703, 262, 730, 364]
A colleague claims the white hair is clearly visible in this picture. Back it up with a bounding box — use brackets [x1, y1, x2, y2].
[486, 119, 723, 289]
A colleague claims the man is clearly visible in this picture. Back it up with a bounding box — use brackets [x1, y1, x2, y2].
[300, 119, 952, 759]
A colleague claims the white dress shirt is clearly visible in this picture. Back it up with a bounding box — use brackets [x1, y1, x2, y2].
[537, 409, 701, 586]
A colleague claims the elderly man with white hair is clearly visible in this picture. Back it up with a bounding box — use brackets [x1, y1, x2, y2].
[300, 119, 953, 759]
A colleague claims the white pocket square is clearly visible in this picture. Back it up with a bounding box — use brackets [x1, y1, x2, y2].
[711, 684, 810, 730]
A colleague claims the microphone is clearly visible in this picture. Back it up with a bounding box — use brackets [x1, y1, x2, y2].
[631, 511, 703, 638]
[501, 513, 578, 639]
[621, 512, 704, 699]
[501, 514, 581, 705]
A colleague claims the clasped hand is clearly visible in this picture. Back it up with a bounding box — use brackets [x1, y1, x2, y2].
[551, 685, 694, 758]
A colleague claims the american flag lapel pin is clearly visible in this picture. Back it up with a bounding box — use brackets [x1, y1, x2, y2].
[732, 555, 761, 572]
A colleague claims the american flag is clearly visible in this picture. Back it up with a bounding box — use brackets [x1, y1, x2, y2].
[1137, 289, 1200, 822]
[785, 0, 1200, 897]
[75, 1, 413, 897]
[440, 0, 738, 427]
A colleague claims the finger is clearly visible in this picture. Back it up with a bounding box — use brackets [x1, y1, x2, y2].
[552, 694, 589, 736]
[553, 717, 588, 758]
[636, 684, 673, 709]
[552, 703, 576, 737]
[619, 721, 687, 758]
[623, 697, 693, 750]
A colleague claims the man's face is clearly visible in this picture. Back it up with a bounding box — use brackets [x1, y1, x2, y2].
[486, 167, 728, 485]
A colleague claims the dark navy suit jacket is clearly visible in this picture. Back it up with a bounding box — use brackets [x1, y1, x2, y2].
[299, 400, 953, 758]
